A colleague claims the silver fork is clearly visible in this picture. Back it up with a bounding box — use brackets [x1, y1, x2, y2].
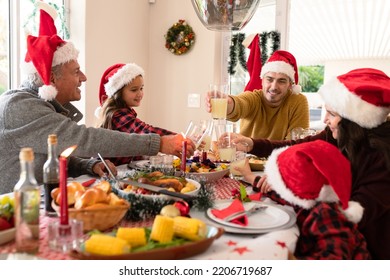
[222, 205, 268, 222]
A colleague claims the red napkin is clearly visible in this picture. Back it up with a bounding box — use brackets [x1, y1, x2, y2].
[211, 199, 248, 226]
[248, 192, 262, 201]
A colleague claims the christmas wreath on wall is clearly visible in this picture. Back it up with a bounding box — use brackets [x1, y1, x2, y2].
[164, 19, 196, 55]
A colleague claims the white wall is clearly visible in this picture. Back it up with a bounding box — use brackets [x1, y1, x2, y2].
[70, 0, 219, 133]
[324, 59, 390, 82]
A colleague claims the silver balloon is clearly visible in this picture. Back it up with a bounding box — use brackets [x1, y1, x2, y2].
[191, 0, 262, 31]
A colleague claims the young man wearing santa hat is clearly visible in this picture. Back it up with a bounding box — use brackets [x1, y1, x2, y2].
[231, 67, 390, 259]
[95, 63, 176, 166]
[205, 50, 310, 140]
[239, 140, 370, 259]
[0, 2, 194, 194]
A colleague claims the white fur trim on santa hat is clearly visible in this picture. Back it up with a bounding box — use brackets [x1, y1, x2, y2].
[94, 106, 102, 119]
[342, 201, 364, 223]
[265, 146, 317, 209]
[39, 84, 58, 101]
[21, 42, 79, 75]
[260, 61, 300, 93]
[35, 1, 57, 20]
[319, 76, 389, 128]
[104, 63, 145, 97]
[52, 42, 79, 67]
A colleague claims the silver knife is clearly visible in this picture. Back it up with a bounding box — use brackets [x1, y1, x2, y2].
[97, 153, 117, 180]
[222, 205, 268, 222]
[118, 179, 195, 202]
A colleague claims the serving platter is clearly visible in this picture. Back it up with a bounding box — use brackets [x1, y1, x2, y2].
[69, 225, 224, 260]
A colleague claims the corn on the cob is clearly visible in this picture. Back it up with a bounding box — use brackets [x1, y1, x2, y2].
[85, 234, 130, 255]
[116, 227, 147, 248]
[173, 216, 207, 241]
[150, 215, 174, 243]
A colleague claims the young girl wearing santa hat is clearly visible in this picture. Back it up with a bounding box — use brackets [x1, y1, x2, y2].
[96, 63, 176, 166]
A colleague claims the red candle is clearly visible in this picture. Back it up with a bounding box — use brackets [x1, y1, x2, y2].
[59, 156, 68, 225]
[59, 145, 77, 226]
[181, 140, 187, 172]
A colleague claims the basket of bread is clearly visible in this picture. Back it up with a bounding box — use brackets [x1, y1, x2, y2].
[51, 181, 130, 232]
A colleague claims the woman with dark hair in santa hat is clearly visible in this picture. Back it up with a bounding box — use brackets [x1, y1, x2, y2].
[244, 140, 370, 259]
[95, 63, 176, 166]
[231, 68, 390, 259]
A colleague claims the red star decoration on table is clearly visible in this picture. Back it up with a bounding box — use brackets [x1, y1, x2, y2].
[276, 240, 287, 248]
[227, 240, 237, 246]
[233, 246, 251, 255]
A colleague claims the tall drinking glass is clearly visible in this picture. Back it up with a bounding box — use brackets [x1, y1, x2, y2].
[209, 84, 229, 119]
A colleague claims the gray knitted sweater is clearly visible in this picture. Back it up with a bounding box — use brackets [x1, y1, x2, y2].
[0, 83, 160, 193]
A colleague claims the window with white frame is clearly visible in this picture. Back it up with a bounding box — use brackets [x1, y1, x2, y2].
[0, 0, 67, 95]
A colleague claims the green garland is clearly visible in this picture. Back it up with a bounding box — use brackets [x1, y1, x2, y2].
[228, 31, 281, 74]
[260, 31, 281, 64]
[228, 33, 247, 75]
[164, 19, 196, 55]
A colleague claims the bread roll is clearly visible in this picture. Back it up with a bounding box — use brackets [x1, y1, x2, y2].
[53, 181, 86, 206]
[74, 187, 109, 209]
[94, 180, 111, 194]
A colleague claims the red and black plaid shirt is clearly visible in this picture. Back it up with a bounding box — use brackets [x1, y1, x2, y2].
[266, 191, 371, 259]
[107, 108, 175, 166]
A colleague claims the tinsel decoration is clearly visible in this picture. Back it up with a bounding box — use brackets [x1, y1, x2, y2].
[24, 0, 70, 39]
[260, 31, 269, 65]
[260, 31, 281, 64]
[228, 33, 247, 75]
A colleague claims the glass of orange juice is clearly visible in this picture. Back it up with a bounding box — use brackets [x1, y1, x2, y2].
[209, 84, 229, 119]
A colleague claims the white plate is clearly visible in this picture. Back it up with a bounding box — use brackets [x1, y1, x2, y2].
[203, 200, 296, 234]
[0, 227, 16, 245]
[207, 201, 290, 230]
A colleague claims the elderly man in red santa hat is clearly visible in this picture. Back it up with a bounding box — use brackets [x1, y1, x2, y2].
[0, 1, 194, 194]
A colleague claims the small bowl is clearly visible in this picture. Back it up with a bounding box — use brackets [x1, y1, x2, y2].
[0, 227, 16, 245]
[248, 158, 266, 171]
[183, 168, 230, 183]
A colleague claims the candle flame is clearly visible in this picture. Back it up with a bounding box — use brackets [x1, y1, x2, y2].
[60, 145, 77, 158]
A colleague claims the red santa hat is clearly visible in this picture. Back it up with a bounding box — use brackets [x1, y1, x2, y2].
[22, 1, 79, 101]
[243, 34, 262, 91]
[265, 140, 363, 223]
[319, 68, 390, 128]
[94, 63, 144, 118]
[260, 50, 301, 93]
[98, 63, 144, 105]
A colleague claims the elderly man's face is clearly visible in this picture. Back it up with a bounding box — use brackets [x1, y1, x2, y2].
[261, 72, 292, 107]
[52, 60, 87, 105]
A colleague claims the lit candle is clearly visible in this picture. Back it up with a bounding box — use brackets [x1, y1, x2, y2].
[59, 145, 77, 226]
[181, 140, 187, 172]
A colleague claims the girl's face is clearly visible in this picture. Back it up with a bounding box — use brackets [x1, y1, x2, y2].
[122, 75, 144, 107]
[323, 105, 342, 139]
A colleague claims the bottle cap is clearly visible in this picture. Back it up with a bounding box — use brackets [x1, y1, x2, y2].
[48, 134, 58, 145]
[20, 147, 34, 162]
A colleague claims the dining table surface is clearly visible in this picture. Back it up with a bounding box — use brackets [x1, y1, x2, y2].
[0, 166, 299, 260]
